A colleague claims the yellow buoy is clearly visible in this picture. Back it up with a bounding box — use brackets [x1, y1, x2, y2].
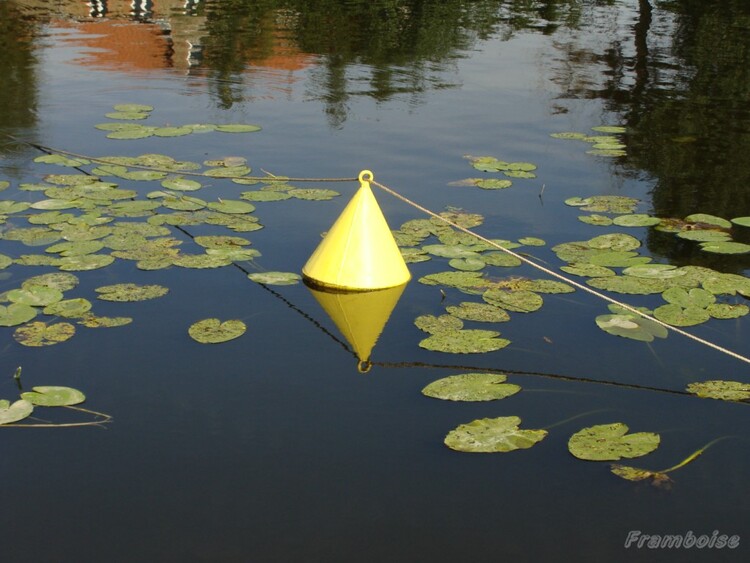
[306, 282, 407, 371]
[302, 170, 411, 291]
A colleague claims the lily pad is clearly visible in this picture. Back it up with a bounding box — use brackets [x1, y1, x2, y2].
[188, 318, 247, 344]
[215, 124, 262, 133]
[476, 179, 513, 190]
[78, 314, 133, 328]
[686, 380, 750, 401]
[685, 213, 732, 229]
[568, 422, 660, 461]
[43, 298, 93, 318]
[206, 200, 256, 214]
[444, 416, 547, 453]
[578, 215, 613, 226]
[700, 241, 750, 254]
[623, 264, 685, 279]
[414, 314, 464, 334]
[446, 302, 510, 323]
[14, 321, 76, 347]
[419, 329, 510, 353]
[22, 273, 80, 291]
[7, 286, 63, 307]
[482, 289, 543, 312]
[21, 386, 85, 406]
[0, 303, 38, 327]
[240, 190, 292, 202]
[161, 177, 202, 191]
[653, 304, 711, 327]
[58, 254, 115, 271]
[96, 283, 169, 302]
[288, 189, 340, 201]
[422, 373, 520, 401]
[612, 214, 661, 227]
[0, 399, 34, 425]
[587, 233, 641, 251]
[706, 303, 749, 319]
[247, 272, 301, 285]
[661, 287, 715, 309]
[595, 313, 668, 342]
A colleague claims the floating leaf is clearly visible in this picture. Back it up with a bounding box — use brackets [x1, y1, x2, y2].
[0, 399, 34, 425]
[173, 254, 231, 269]
[595, 313, 668, 342]
[96, 283, 169, 302]
[206, 200, 256, 214]
[653, 304, 710, 327]
[677, 230, 731, 243]
[104, 111, 150, 120]
[449, 257, 485, 271]
[578, 214, 613, 226]
[58, 254, 114, 271]
[215, 124, 262, 133]
[161, 177, 202, 191]
[587, 233, 641, 251]
[561, 263, 616, 278]
[419, 329, 510, 353]
[588, 252, 651, 268]
[78, 314, 133, 328]
[43, 298, 92, 318]
[414, 314, 464, 334]
[685, 213, 732, 229]
[22, 273, 79, 292]
[422, 373, 520, 401]
[587, 275, 668, 295]
[623, 264, 685, 279]
[7, 286, 64, 307]
[446, 302, 510, 323]
[21, 386, 85, 406]
[730, 216, 750, 228]
[423, 244, 480, 259]
[568, 423, 660, 461]
[113, 104, 153, 112]
[591, 125, 626, 133]
[247, 272, 301, 285]
[444, 416, 547, 453]
[612, 214, 661, 227]
[686, 380, 750, 401]
[0, 303, 38, 327]
[240, 190, 291, 202]
[482, 289, 543, 312]
[288, 189, 340, 201]
[700, 241, 750, 254]
[551, 132, 589, 140]
[14, 321, 76, 347]
[476, 179, 513, 190]
[153, 126, 193, 137]
[706, 303, 749, 319]
[662, 287, 715, 309]
[188, 318, 246, 343]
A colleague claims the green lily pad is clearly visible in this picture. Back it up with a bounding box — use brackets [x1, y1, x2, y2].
[188, 318, 247, 343]
[113, 104, 153, 112]
[561, 263, 616, 278]
[14, 321, 76, 347]
[96, 283, 169, 302]
[446, 302, 510, 323]
[588, 252, 651, 268]
[612, 214, 661, 227]
[22, 273, 80, 291]
[153, 126, 193, 137]
[78, 314, 133, 328]
[706, 303, 749, 319]
[700, 241, 750, 254]
[685, 214, 732, 229]
[423, 245, 480, 259]
[206, 200, 256, 214]
[449, 257, 485, 271]
[595, 313, 668, 342]
[444, 416, 547, 453]
[476, 179, 513, 190]
[661, 287, 715, 309]
[551, 132, 589, 140]
[240, 190, 292, 202]
[653, 304, 711, 327]
[568, 422, 660, 461]
[480, 252, 522, 268]
[0, 399, 34, 425]
[730, 216, 750, 228]
[623, 264, 685, 279]
[578, 215, 613, 226]
[104, 111, 150, 120]
[173, 254, 232, 269]
[247, 272, 301, 285]
[0, 303, 38, 327]
[21, 386, 85, 406]
[587, 276, 669, 295]
[414, 314, 464, 334]
[677, 230, 731, 243]
[58, 254, 115, 271]
[215, 124, 262, 133]
[7, 286, 64, 307]
[419, 329, 510, 353]
[482, 289, 543, 312]
[591, 125, 626, 133]
[288, 189, 340, 201]
[43, 298, 93, 318]
[686, 380, 750, 402]
[587, 233, 641, 251]
[422, 373, 520, 401]
[161, 177, 202, 192]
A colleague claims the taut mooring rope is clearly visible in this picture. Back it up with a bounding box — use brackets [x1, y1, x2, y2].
[371, 179, 750, 368]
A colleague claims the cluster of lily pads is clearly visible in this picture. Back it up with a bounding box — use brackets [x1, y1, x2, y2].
[95, 104, 264, 139]
[565, 195, 750, 255]
[551, 125, 628, 157]
[390, 211, 575, 353]
[0, 105, 343, 347]
[450, 155, 538, 190]
[420, 371, 732, 486]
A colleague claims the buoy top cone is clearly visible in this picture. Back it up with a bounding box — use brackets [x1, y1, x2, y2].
[302, 170, 411, 291]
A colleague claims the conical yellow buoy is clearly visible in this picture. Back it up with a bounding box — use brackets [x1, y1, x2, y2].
[302, 170, 411, 291]
[306, 282, 407, 371]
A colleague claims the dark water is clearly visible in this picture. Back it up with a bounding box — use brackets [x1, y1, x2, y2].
[1, 1, 749, 561]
